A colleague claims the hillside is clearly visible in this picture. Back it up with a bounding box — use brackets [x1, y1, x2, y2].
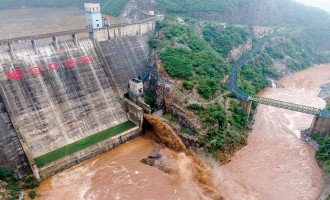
[120, 0, 330, 51]
[147, 16, 323, 160]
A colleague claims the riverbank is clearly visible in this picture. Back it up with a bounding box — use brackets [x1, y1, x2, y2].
[222, 64, 329, 199]
[29, 64, 329, 199]
[302, 66, 330, 200]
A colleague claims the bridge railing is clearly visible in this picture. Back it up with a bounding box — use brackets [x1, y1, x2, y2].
[250, 96, 320, 115]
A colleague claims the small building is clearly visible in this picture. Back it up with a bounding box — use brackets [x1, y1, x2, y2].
[148, 11, 155, 16]
[129, 78, 144, 95]
[84, 3, 103, 29]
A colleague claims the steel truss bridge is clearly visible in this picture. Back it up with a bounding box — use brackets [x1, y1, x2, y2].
[249, 96, 321, 115]
[228, 35, 330, 118]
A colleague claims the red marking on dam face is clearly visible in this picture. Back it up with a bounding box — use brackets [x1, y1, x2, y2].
[7, 69, 24, 80]
[81, 56, 92, 64]
[66, 58, 78, 68]
[28, 66, 42, 76]
[6, 56, 93, 81]
[48, 62, 60, 70]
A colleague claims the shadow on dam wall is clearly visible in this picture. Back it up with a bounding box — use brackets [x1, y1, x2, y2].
[0, 35, 150, 177]
[99, 36, 149, 96]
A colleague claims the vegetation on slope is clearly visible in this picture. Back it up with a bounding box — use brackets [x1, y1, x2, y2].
[326, 100, 330, 111]
[312, 133, 330, 174]
[149, 18, 251, 159]
[151, 19, 229, 99]
[0, 167, 39, 200]
[266, 36, 328, 70]
[202, 24, 249, 57]
[149, 16, 329, 160]
[156, 0, 244, 14]
[101, 0, 130, 16]
[187, 100, 247, 159]
[237, 33, 328, 95]
[155, 0, 330, 51]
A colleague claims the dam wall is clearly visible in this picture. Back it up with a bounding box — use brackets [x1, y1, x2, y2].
[0, 16, 162, 178]
[0, 97, 31, 177]
[93, 17, 159, 41]
[0, 38, 130, 177]
[99, 36, 149, 96]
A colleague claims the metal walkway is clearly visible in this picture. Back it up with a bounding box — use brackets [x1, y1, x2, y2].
[249, 96, 321, 115]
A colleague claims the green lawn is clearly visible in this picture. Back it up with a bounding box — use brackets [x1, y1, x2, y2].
[34, 121, 136, 168]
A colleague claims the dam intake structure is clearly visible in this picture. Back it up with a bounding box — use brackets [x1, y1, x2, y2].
[0, 16, 163, 179]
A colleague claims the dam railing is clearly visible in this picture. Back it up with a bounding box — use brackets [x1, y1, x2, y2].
[0, 16, 164, 46]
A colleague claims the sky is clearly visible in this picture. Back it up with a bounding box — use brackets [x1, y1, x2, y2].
[294, 0, 330, 12]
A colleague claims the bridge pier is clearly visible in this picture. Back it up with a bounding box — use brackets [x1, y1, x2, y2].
[310, 115, 330, 134]
[240, 100, 252, 120]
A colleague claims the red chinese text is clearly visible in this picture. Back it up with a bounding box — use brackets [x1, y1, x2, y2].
[66, 58, 78, 68]
[81, 56, 92, 64]
[28, 66, 42, 76]
[48, 62, 60, 70]
[7, 69, 24, 80]
[6, 55, 94, 81]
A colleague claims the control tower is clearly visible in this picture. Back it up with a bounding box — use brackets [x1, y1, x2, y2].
[84, 3, 103, 29]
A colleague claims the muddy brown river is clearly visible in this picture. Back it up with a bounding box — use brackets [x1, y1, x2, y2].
[34, 64, 329, 200]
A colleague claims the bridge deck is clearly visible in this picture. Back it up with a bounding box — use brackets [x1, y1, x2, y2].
[249, 96, 321, 115]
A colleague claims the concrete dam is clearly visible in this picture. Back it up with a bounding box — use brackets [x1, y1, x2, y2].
[0, 17, 161, 179]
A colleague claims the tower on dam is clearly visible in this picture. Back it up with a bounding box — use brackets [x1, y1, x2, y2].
[84, 3, 103, 29]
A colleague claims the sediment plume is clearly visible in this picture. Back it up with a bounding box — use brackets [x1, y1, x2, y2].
[143, 114, 189, 154]
[143, 114, 224, 200]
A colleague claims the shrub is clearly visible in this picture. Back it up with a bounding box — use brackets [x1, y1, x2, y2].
[197, 76, 219, 99]
[182, 81, 194, 91]
[187, 103, 203, 111]
[312, 132, 330, 174]
[145, 89, 156, 107]
[203, 24, 250, 57]
[160, 48, 193, 78]
[21, 176, 40, 189]
[28, 190, 37, 199]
